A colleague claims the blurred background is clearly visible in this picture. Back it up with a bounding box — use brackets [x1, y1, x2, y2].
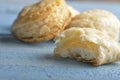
[0, 0, 120, 34]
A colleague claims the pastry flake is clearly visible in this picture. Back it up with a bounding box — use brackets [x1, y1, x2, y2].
[68, 5, 80, 17]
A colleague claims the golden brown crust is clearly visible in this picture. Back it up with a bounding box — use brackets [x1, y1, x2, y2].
[11, 0, 71, 43]
[12, 13, 71, 43]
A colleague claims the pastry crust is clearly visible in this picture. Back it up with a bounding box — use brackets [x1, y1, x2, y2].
[11, 0, 71, 43]
[66, 9, 120, 41]
[54, 28, 120, 66]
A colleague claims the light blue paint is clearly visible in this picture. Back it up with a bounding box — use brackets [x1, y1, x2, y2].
[0, 1, 120, 80]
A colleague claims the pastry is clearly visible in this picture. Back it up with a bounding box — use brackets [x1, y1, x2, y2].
[68, 5, 80, 17]
[66, 9, 120, 41]
[54, 28, 120, 66]
[11, 0, 71, 43]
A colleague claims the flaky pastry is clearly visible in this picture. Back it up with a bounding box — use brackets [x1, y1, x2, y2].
[11, 0, 71, 43]
[54, 28, 120, 66]
[66, 9, 120, 41]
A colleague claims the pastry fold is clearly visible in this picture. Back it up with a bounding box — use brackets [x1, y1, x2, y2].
[54, 28, 120, 66]
[11, 0, 71, 43]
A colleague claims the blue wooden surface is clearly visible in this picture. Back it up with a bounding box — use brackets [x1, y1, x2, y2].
[0, 1, 120, 80]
